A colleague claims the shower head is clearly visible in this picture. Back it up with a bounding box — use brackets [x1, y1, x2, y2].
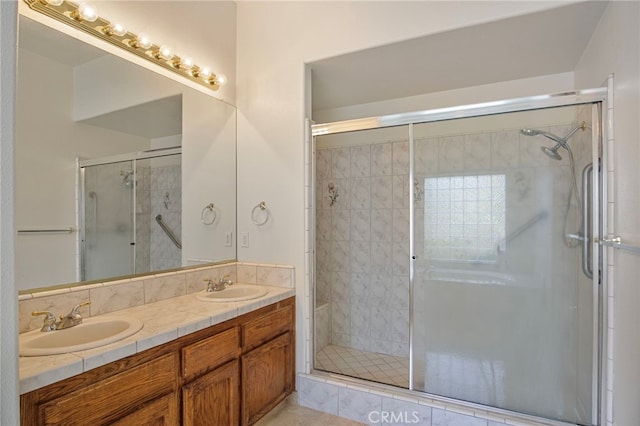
[519, 128, 567, 146]
[520, 122, 587, 161]
[541, 144, 563, 161]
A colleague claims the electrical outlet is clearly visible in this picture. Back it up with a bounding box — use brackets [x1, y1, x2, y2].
[241, 232, 249, 248]
[225, 231, 232, 247]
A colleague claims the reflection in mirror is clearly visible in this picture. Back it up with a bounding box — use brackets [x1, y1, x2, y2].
[16, 15, 237, 293]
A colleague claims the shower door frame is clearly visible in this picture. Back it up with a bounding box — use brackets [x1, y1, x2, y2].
[78, 146, 181, 282]
[311, 87, 608, 425]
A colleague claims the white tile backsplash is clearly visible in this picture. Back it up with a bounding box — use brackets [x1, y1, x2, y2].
[19, 262, 293, 332]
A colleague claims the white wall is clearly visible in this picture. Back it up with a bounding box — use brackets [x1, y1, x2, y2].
[182, 91, 237, 265]
[574, 2, 640, 425]
[235, 0, 578, 375]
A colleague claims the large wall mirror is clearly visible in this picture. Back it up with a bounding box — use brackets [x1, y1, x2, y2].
[16, 14, 237, 293]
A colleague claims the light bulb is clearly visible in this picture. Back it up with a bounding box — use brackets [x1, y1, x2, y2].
[74, 3, 98, 22]
[157, 46, 173, 61]
[200, 67, 212, 79]
[181, 57, 194, 70]
[103, 22, 127, 37]
[215, 74, 227, 86]
[45, 0, 64, 6]
[135, 34, 153, 49]
[110, 23, 127, 37]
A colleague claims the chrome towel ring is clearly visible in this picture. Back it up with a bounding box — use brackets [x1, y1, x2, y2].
[201, 203, 217, 225]
[251, 201, 269, 226]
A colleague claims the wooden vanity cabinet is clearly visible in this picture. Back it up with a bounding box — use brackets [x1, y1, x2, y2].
[20, 296, 295, 426]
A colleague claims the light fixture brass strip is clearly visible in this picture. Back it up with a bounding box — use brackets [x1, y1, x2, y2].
[24, 0, 221, 91]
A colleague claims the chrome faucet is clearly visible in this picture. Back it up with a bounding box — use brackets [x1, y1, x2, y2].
[204, 274, 233, 292]
[32, 300, 91, 332]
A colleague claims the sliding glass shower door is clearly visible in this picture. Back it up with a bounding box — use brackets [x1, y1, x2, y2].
[411, 103, 599, 424]
[312, 90, 604, 425]
[82, 160, 135, 281]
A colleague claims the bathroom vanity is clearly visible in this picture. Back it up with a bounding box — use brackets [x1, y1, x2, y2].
[20, 296, 295, 425]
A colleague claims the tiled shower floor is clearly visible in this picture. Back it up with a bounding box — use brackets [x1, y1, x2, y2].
[315, 344, 409, 388]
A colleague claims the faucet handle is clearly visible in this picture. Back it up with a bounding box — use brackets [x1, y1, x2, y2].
[69, 300, 91, 315]
[220, 274, 233, 285]
[32, 311, 57, 332]
[203, 278, 215, 292]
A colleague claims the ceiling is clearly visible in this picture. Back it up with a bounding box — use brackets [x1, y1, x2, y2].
[310, 1, 609, 112]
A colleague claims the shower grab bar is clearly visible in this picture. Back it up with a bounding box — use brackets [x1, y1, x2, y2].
[155, 214, 182, 249]
[582, 163, 593, 279]
[498, 211, 548, 252]
[596, 236, 640, 255]
[17, 227, 74, 234]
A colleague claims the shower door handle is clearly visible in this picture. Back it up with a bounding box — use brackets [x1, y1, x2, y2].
[582, 163, 593, 279]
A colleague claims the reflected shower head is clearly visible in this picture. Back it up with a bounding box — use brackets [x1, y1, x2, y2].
[120, 170, 134, 188]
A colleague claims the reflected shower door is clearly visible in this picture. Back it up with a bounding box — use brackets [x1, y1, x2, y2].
[82, 160, 134, 281]
[412, 104, 598, 424]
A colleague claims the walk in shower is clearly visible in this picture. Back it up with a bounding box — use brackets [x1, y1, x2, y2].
[80, 148, 182, 282]
[313, 90, 605, 425]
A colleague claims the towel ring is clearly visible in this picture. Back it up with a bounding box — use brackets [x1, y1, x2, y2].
[251, 201, 269, 226]
[201, 203, 217, 225]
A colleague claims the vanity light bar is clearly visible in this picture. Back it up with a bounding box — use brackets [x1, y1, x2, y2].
[25, 0, 225, 91]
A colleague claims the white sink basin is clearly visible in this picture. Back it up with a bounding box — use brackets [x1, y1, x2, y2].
[19, 316, 143, 357]
[195, 284, 268, 302]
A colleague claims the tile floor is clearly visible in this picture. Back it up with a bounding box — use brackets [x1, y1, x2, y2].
[254, 392, 364, 426]
[315, 344, 409, 388]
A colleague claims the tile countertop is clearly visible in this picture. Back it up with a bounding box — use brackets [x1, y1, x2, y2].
[19, 284, 296, 395]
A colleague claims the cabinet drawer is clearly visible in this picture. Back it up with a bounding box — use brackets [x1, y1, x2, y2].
[39, 353, 177, 426]
[110, 392, 179, 425]
[242, 305, 293, 351]
[182, 326, 239, 380]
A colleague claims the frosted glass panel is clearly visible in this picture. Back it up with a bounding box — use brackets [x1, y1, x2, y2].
[412, 104, 596, 424]
[82, 160, 134, 281]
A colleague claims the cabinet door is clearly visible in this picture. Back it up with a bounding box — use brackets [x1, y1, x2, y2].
[241, 332, 293, 426]
[182, 359, 239, 426]
[110, 392, 179, 426]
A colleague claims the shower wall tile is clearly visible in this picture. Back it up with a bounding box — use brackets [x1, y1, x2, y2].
[392, 141, 410, 175]
[491, 130, 520, 169]
[392, 175, 410, 208]
[316, 149, 332, 180]
[438, 136, 465, 173]
[371, 176, 393, 209]
[371, 242, 393, 275]
[332, 209, 350, 241]
[332, 147, 351, 179]
[464, 133, 491, 171]
[331, 271, 351, 304]
[350, 177, 371, 210]
[393, 208, 410, 242]
[338, 387, 382, 424]
[316, 209, 332, 241]
[297, 377, 340, 415]
[334, 178, 351, 210]
[351, 145, 371, 177]
[331, 240, 351, 272]
[371, 209, 393, 242]
[415, 137, 438, 173]
[350, 241, 371, 273]
[392, 242, 410, 276]
[432, 408, 488, 426]
[350, 209, 371, 242]
[371, 143, 392, 176]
